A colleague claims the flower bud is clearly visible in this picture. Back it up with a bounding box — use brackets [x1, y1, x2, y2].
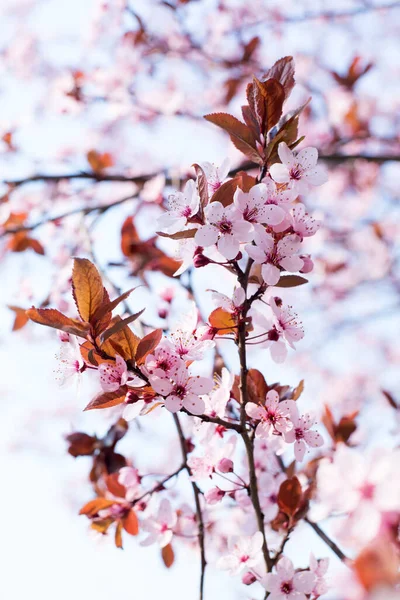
[300, 254, 314, 274]
[193, 250, 211, 268]
[158, 307, 168, 319]
[242, 572, 257, 586]
[205, 487, 225, 505]
[160, 287, 174, 303]
[217, 458, 234, 473]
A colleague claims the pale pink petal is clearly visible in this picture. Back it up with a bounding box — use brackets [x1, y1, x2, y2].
[187, 376, 213, 395]
[232, 219, 254, 241]
[293, 571, 316, 594]
[157, 213, 187, 234]
[265, 389, 280, 408]
[270, 341, 287, 363]
[246, 403, 265, 420]
[245, 243, 266, 263]
[123, 400, 145, 421]
[294, 439, 306, 461]
[204, 200, 224, 223]
[233, 286, 246, 306]
[184, 393, 205, 415]
[304, 430, 324, 448]
[217, 234, 239, 260]
[270, 163, 290, 184]
[260, 204, 286, 226]
[164, 394, 183, 412]
[277, 556, 295, 579]
[151, 377, 174, 396]
[194, 224, 219, 247]
[279, 255, 304, 273]
[303, 166, 328, 186]
[296, 147, 318, 170]
[278, 142, 296, 167]
[262, 263, 281, 286]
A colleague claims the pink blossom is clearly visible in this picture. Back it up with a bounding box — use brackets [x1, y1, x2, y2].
[118, 466, 142, 502]
[217, 531, 264, 575]
[263, 178, 295, 212]
[163, 304, 214, 361]
[157, 179, 200, 234]
[144, 341, 184, 379]
[141, 498, 177, 548]
[246, 390, 296, 438]
[233, 183, 285, 227]
[258, 471, 287, 521]
[194, 201, 253, 260]
[201, 158, 230, 194]
[217, 457, 234, 473]
[291, 203, 321, 239]
[284, 408, 323, 461]
[205, 487, 225, 504]
[245, 225, 304, 286]
[269, 142, 328, 194]
[54, 335, 84, 387]
[210, 286, 245, 314]
[151, 364, 212, 414]
[98, 354, 145, 392]
[269, 297, 304, 349]
[262, 556, 316, 600]
[309, 554, 329, 598]
[188, 436, 236, 480]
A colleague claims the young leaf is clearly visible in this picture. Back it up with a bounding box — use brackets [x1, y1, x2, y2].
[262, 56, 295, 100]
[100, 309, 145, 344]
[275, 275, 308, 288]
[161, 543, 175, 568]
[92, 287, 138, 327]
[204, 113, 262, 164]
[209, 308, 236, 334]
[72, 258, 104, 323]
[254, 77, 285, 133]
[277, 477, 302, 517]
[26, 308, 90, 338]
[157, 229, 197, 240]
[79, 498, 115, 516]
[135, 329, 163, 364]
[101, 319, 140, 360]
[8, 305, 29, 331]
[292, 380, 304, 401]
[115, 521, 123, 549]
[122, 509, 139, 536]
[192, 163, 209, 209]
[84, 387, 128, 411]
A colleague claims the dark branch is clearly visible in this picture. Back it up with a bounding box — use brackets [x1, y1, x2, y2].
[305, 518, 348, 562]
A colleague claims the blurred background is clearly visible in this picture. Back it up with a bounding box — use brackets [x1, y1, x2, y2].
[1, 0, 399, 598]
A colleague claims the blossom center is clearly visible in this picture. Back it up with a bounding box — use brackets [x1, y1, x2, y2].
[243, 206, 258, 222]
[239, 554, 250, 563]
[174, 384, 187, 398]
[360, 482, 375, 500]
[295, 427, 304, 440]
[217, 219, 233, 234]
[281, 581, 293, 595]
[181, 205, 192, 218]
[289, 165, 303, 180]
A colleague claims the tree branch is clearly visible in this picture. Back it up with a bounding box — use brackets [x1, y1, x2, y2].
[173, 413, 207, 600]
[237, 260, 272, 573]
[305, 518, 348, 562]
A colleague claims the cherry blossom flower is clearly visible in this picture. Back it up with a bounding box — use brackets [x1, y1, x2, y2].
[269, 142, 328, 194]
[188, 436, 236, 480]
[263, 178, 295, 211]
[196, 368, 234, 441]
[163, 304, 214, 361]
[309, 554, 329, 598]
[54, 335, 84, 387]
[269, 297, 305, 349]
[284, 408, 323, 461]
[245, 390, 296, 438]
[291, 203, 321, 239]
[151, 364, 212, 414]
[210, 286, 245, 314]
[98, 354, 145, 392]
[233, 184, 285, 228]
[157, 179, 200, 234]
[262, 556, 316, 600]
[217, 531, 264, 575]
[245, 225, 304, 286]
[118, 466, 142, 502]
[201, 158, 230, 194]
[258, 471, 287, 521]
[205, 487, 225, 504]
[194, 201, 253, 260]
[144, 340, 184, 379]
[141, 499, 177, 548]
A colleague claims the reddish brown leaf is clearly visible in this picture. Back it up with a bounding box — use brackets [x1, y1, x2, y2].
[209, 308, 236, 335]
[253, 77, 285, 133]
[66, 432, 97, 457]
[242, 36, 260, 62]
[72, 258, 104, 323]
[122, 509, 139, 536]
[277, 477, 302, 517]
[115, 521, 123, 549]
[7, 232, 45, 255]
[135, 329, 163, 364]
[84, 387, 128, 411]
[8, 305, 29, 331]
[105, 473, 127, 498]
[354, 539, 400, 591]
[100, 309, 145, 344]
[192, 163, 209, 210]
[161, 543, 175, 568]
[87, 149, 114, 173]
[262, 56, 295, 100]
[100, 319, 140, 361]
[79, 497, 115, 516]
[382, 389, 398, 410]
[204, 113, 262, 164]
[275, 275, 308, 288]
[26, 307, 89, 338]
[292, 380, 304, 401]
[156, 228, 197, 240]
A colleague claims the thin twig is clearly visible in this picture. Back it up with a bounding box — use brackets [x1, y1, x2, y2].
[305, 518, 348, 562]
[173, 413, 207, 600]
